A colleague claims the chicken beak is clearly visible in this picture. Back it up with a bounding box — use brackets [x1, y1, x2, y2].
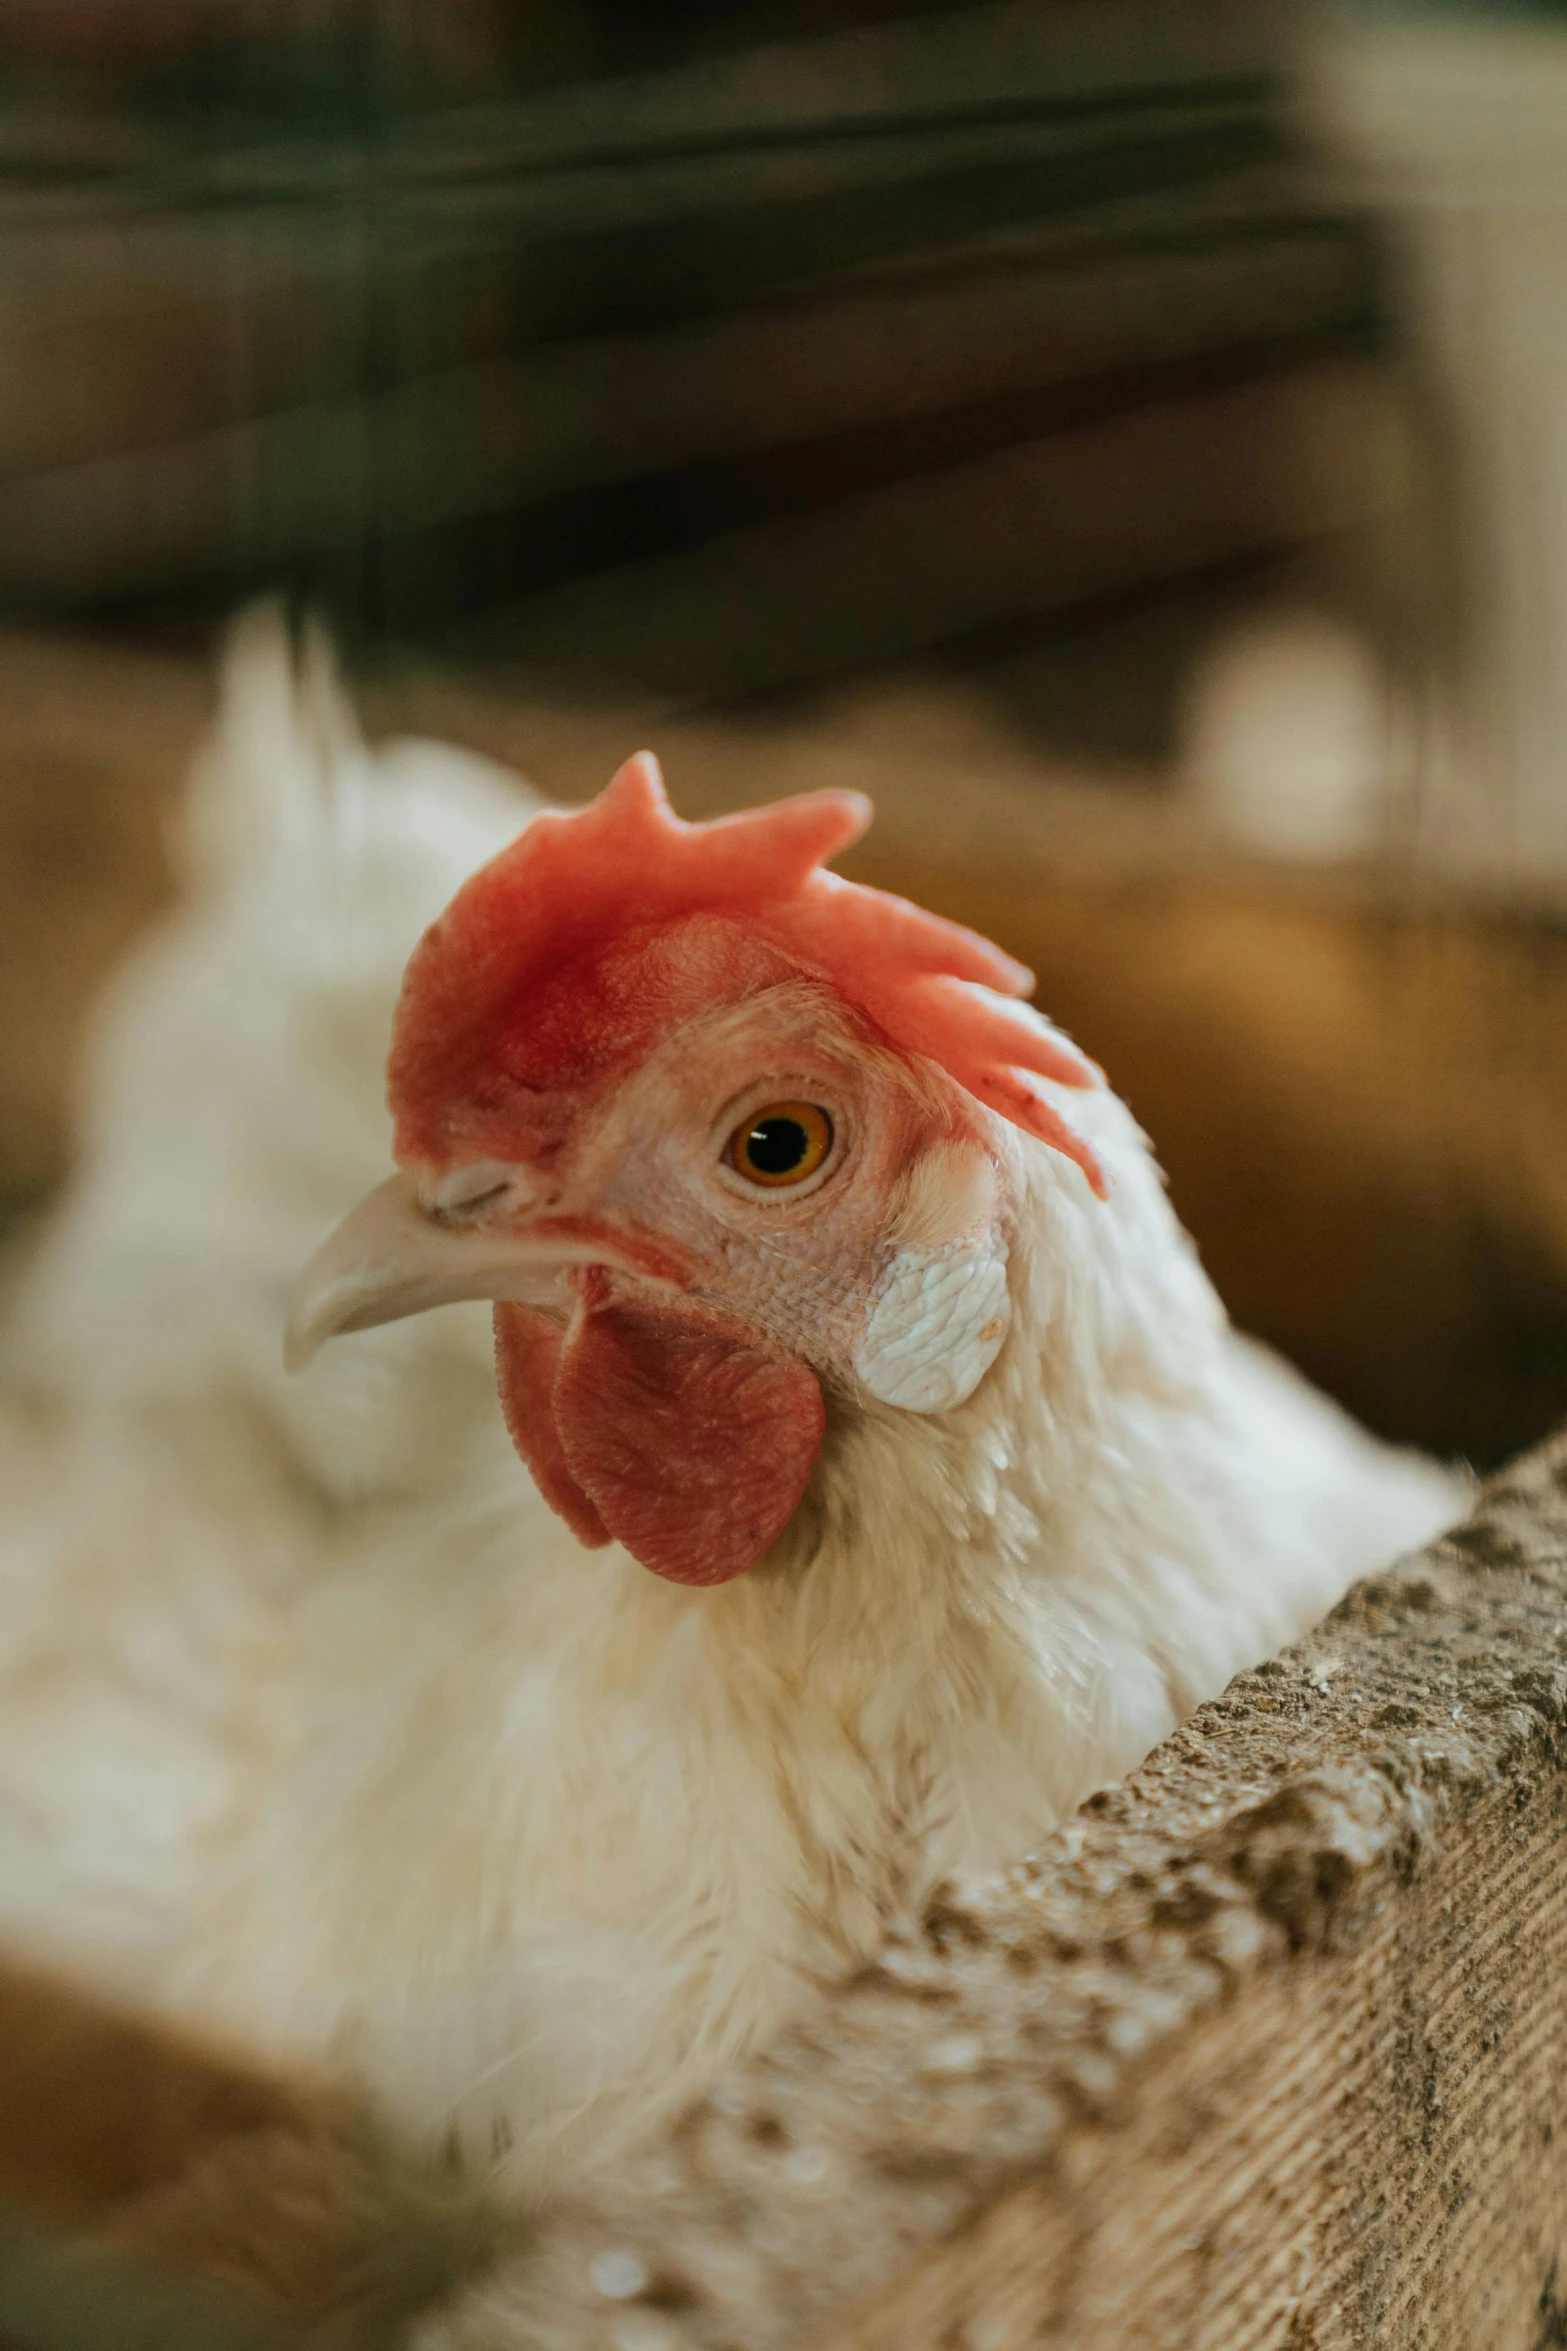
[283, 1174, 665, 1372]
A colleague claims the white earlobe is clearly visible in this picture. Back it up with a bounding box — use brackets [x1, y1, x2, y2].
[854, 1229, 1011, 1413]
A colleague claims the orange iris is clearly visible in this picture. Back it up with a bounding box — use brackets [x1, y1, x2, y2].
[725, 1102, 834, 1189]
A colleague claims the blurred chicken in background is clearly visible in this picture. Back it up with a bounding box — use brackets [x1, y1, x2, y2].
[0, 615, 523, 1996]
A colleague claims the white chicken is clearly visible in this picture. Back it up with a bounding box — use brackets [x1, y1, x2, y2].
[0, 613, 1462, 2206]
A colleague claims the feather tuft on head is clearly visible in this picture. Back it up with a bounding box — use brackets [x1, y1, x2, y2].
[389, 752, 1106, 1194]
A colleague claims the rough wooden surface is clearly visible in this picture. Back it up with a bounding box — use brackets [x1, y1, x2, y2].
[427, 1433, 1567, 2351]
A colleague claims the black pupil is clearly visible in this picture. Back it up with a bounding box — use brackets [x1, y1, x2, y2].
[745, 1116, 810, 1175]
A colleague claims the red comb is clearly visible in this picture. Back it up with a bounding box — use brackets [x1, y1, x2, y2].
[390, 753, 1105, 1194]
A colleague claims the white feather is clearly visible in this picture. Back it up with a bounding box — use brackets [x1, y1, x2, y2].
[0, 615, 1467, 2202]
[855, 1236, 1011, 1409]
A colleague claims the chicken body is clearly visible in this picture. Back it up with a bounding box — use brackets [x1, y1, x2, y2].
[0, 622, 1462, 2197]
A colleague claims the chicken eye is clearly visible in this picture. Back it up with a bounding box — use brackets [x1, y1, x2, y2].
[725, 1102, 834, 1189]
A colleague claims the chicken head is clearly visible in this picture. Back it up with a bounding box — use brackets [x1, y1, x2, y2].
[286, 753, 1104, 1585]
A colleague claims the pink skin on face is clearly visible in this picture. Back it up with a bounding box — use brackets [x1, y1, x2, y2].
[408, 943, 973, 1585]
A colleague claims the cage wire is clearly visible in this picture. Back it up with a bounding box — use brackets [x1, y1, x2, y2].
[0, 0, 1385, 736]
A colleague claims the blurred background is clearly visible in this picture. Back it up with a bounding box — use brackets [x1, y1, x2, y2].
[2, 0, 1565, 1468]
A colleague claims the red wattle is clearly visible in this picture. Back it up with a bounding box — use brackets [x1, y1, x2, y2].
[492, 1283, 825, 1586]
[493, 1304, 610, 1551]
